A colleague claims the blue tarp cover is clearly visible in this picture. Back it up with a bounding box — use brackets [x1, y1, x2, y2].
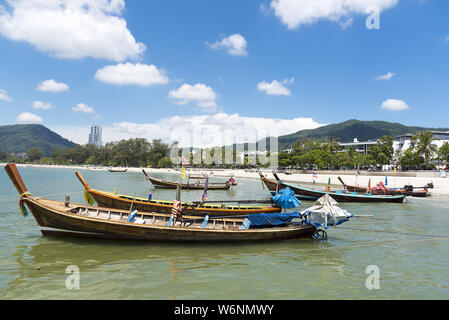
[271, 187, 301, 209]
[247, 212, 300, 227]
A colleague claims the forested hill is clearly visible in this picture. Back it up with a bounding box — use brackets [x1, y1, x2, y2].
[277, 119, 449, 150]
[0, 124, 78, 156]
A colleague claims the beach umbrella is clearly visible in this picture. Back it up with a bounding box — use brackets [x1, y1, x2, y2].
[272, 187, 301, 209]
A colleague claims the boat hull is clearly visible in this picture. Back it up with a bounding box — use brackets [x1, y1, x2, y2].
[24, 198, 315, 242]
[260, 175, 405, 203]
[280, 182, 406, 203]
[88, 189, 281, 216]
[344, 185, 429, 197]
[148, 177, 230, 190]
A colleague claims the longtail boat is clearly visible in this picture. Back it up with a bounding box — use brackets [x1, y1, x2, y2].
[76, 171, 281, 216]
[259, 173, 406, 203]
[108, 167, 128, 173]
[337, 177, 430, 198]
[144, 170, 232, 190]
[4, 164, 315, 242]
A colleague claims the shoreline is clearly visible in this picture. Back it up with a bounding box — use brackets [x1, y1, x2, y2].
[4, 163, 449, 196]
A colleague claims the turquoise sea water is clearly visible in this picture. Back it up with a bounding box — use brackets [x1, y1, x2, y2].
[0, 167, 448, 299]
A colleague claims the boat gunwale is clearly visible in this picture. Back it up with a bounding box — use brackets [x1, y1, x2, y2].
[27, 197, 306, 234]
[278, 181, 406, 200]
[89, 188, 278, 212]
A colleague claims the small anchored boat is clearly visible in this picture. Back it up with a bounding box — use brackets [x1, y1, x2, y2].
[75, 171, 281, 216]
[143, 170, 234, 190]
[107, 167, 128, 173]
[337, 177, 431, 198]
[4, 164, 316, 242]
[259, 172, 406, 203]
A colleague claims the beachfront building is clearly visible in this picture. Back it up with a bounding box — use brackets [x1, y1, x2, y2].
[88, 124, 103, 147]
[340, 138, 379, 155]
[393, 131, 449, 156]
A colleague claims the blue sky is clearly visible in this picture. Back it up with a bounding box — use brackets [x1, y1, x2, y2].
[0, 0, 448, 146]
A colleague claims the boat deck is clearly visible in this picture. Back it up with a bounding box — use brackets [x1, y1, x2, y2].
[34, 197, 246, 230]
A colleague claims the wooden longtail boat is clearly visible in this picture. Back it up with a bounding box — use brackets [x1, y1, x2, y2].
[259, 173, 406, 203]
[144, 171, 231, 190]
[4, 164, 315, 242]
[108, 167, 128, 173]
[337, 177, 430, 198]
[76, 172, 280, 216]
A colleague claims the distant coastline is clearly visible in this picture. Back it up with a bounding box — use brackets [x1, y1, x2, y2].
[3, 163, 449, 196]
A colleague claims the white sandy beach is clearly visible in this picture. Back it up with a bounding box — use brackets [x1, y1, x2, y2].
[4, 163, 449, 196]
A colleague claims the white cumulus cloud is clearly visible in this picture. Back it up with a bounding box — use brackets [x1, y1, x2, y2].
[72, 103, 95, 113]
[36, 79, 69, 92]
[169, 83, 218, 112]
[257, 78, 294, 96]
[16, 112, 43, 124]
[269, 0, 398, 29]
[376, 72, 395, 80]
[31, 101, 53, 110]
[95, 63, 169, 86]
[381, 99, 410, 111]
[207, 34, 248, 56]
[0, 0, 145, 61]
[0, 89, 12, 101]
[50, 113, 324, 148]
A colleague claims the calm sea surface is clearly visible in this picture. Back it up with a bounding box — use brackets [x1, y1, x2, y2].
[0, 167, 448, 299]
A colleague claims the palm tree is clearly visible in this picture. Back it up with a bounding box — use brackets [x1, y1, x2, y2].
[325, 136, 341, 154]
[412, 131, 439, 168]
[347, 146, 357, 168]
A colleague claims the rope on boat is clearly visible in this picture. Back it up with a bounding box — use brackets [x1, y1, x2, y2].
[18, 192, 31, 217]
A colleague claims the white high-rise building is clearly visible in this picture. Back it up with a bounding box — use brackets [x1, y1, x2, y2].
[88, 124, 102, 147]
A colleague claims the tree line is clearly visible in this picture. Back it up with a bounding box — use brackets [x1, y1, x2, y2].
[1, 131, 448, 170]
[277, 131, 449, 170]
[0, 138, 174, 168]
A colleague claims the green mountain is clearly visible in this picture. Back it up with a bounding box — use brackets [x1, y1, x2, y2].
[277, 119, 449, 150]
[0, 124, 78, 156]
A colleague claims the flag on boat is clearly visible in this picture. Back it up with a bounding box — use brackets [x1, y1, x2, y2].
[148, 190, 152, 201]
[312, 171, 318, 179]
[181, 166, 186, 180]
[181, 156, 189, 166]
[202, 177, 209, 201]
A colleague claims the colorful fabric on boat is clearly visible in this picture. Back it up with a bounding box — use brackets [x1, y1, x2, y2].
[371, 181, 389, 194]
[202, 177, 208, 201]
[18, 192, 31, 217]
[247, 212, 300, 228]
[171, 200, 182, 220]
[19, 199, 28, 217]
[84, 189, 95, 205]
[181, 167, 186, 180]
[271, 187, 301, 209]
